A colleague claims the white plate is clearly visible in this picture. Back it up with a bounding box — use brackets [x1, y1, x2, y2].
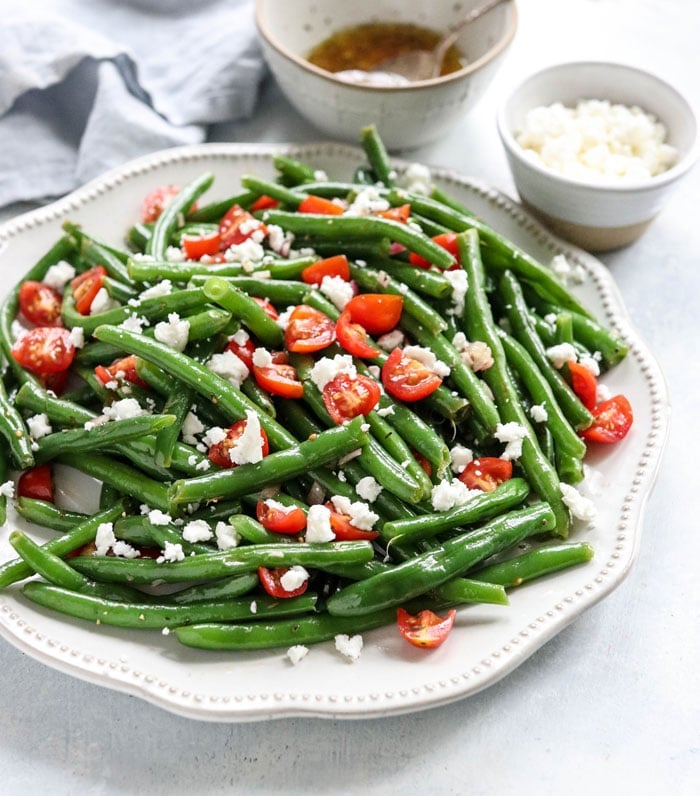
[0, 143, 670, 721]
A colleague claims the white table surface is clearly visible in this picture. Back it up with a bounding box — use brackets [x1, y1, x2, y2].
[1, 1, 698, 793]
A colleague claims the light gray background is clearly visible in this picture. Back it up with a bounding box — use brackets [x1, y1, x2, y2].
[1, 1, 698, 793]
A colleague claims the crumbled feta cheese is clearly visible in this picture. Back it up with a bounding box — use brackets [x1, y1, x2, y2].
[397, 162, 432, 194]
[376, 405, 394, 417]
[0, 480, 14, 499]
[309, 354, 356, 391]
[545, 343, 578, 368]
[402, 345, 451, 378]
[119, 314, 148, 333]
[252, 347, 273, 368]
[319, 275, 354, 310]
[344, 186, 390, 216]
[530, 403, 549, 423]
[157, 541, 185, 564]
[182, 519, 213, 543]
[112, 540, 140, 559]
[305, 504, 335, 542]
[262, 498, 296, 514]
[42, 260, 75, 290]
[139, 280, 173, 300]
[215, 521, 241, 550]
[182, 411, 205, 444]
[227, 409, 264, 465]
[154, 312, 189, 351]
[596, 382, 612, 403]
[230, 328, 250, 346]
[334, 633, 363, 662]
[329, 495, 379, 530]
[443, 268, 468, 315]
[275, 306, 294, 330]
[165, 246, 185, 262]
[560, 482, 598, 522]
[26, 413, 52, 439]
[94, 523, 116, 556]
[266, 224, 294, 256]
[108, 398, 147, 421]
[453, 333, 494, 372]
[286, 645, 309, 665]
[280, 565, 309, 592]
[450, 444, 473, 474]
[223, 238, 265, 264]
[148, 509, 172, 526]
[430, 478, 478, 511]
[202, 426, 227, 449]
[206, 349, 249, 387]
[377, 329, 404, 351]
[249, 600, 258, 614]
[67, 326, 85, 349]
[578, 354, 601, 377]
[495, 422, 528, 461]
[355, 476, 383, 503]
[89, 287, 117, 315]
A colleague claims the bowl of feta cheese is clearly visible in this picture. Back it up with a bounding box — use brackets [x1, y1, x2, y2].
[497, 61, 698, 250]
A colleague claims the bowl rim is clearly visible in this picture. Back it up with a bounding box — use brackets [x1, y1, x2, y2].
[496, 60, 699, 194]
[255, 0, 518, 92]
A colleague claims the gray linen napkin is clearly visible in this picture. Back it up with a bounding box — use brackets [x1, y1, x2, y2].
[0, 0, 266, 207]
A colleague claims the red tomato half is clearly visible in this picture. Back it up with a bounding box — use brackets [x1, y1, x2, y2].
[140, 185, 181, 223]
[207, 419, 270, 468]
[322, 372, 380, 424]
[181, 230, 221, 260]
[381, 348, 442, 402]
[250, 194, 280, 212]
[458, 457, 513, 492]
[225, 335, 257, 370]
[374, 203, 411, 223]
[345, 293, 403, 335]
[18, 281, 63, 327]
[284, 305, 336, 353]
[580, 394, 633, 444]
[257, 566, 309, 599]
[253, 354, 305, 399]
[335, 310, 380, 358]
[70, 266, 106, 315]
[297, 195, 345, 215]
[408, 232, 460, 270]
[567, 361, 598, 412]
[397, 607, 457, 649]
[11, 327, 75, 375]
[17, 464, 55, 503]
[252, 296, 279, 321]
[94, 355, 149, 389]
[256, 501, 307, 535]
[324, 503, 380, 541]
[301, 255, 350, 285]
[218, 204, 267, 250]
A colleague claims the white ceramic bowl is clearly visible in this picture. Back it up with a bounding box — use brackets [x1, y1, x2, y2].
[497, 61, 698, 251]
[255, 0, 518, 150]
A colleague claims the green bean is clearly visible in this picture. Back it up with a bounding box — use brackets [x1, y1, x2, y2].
[459, 230, 571, 537]
[273, 154, 320, 185]
[359, 257, 452, 299]
[147, 172, 215, 260]
[0, 376, 34, 468]
[258, 210, 456, 270]
[0, 500, 129, 589]
[228, 513, 283, 545]
[69, 540, 374, 585]
[239, 377, 277, 418]
[113, 515, 212, 556]
[14, 497, 89, 532]
[168, 416, 369, 506]
[432, 577, 508, 606]
[326, 503, 555, 616]
[360, 124, 396, 187]
[187, 190, 257, 223]
[155, 389, 192, 468]
[21, 581, 318, 629]
[190, 275, 308, 306]
[241, 175, 304, 207]
[471, 541, 594, 587]
[166, 572, 259, 604]
[63, 222, 134, 285]
[202, 277, 283, 348]
[381, 478, 531, 543]
[295, 238, 393, 261]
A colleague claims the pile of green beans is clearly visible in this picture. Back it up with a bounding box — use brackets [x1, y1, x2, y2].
[0, 125, 626, 655]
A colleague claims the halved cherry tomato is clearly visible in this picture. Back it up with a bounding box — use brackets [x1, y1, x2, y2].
[253, 354, 305, 399]
[181, 230, 221, 260]
[225, 335, 257, 370]
[140, 184, 181, 223]
[70, 266, 106, 315]
[566, 361, 598, 412]
[250, 194, 280, 212]
[381, 348, 442, 402]
[413, 451, 433, 478]
[94, 355, 149, 389]
[397, 607, 457, 649]
[40, 369, 70, 395]
[297, 195, 345, 215]
[252, 296, 279, 321]
[580, 394, 633, 444]
[207, 419, 270, 468]
[11, 327, 75, 375]
[18, 281, 63, 327]
[458, 457, 513, 492]
[345, 293, 403, 335]
[256, 500, 307, 535]
[374, 203, 411, 223]
[322, 372, 380, 424]
[335, 310, 380, 358]
[285, 305, 336, 353]
[324, 503, 380, 541]
[257, 566, 309, 598]
[408, 232, 460, 269]
[300, 254, 350, 285]
[218, 204, 267, 250]
[17, 464, 55, 503]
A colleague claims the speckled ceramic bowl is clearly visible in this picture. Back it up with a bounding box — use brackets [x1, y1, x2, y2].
[497, 61, 698, 251]
[255, 0, 518, 150]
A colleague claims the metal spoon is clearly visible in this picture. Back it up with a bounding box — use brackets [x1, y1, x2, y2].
[336, 0, 507, 85]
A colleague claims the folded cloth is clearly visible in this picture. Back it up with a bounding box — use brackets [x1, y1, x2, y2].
[0, 0, 266, 207]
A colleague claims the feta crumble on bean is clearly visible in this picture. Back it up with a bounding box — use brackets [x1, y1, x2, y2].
[182, 520, 213, 543]
[157, 541, 185, 564]
[355, 476, 383, 503]
[495, 422, 528, 461]
[154, 312, 190, 351]
[206, 349, 249, 387]
[305, 504, 335, 542]
[215, 522, 241, 550]
[530, 403, 549, 423]
[319, 275, 354, 310]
